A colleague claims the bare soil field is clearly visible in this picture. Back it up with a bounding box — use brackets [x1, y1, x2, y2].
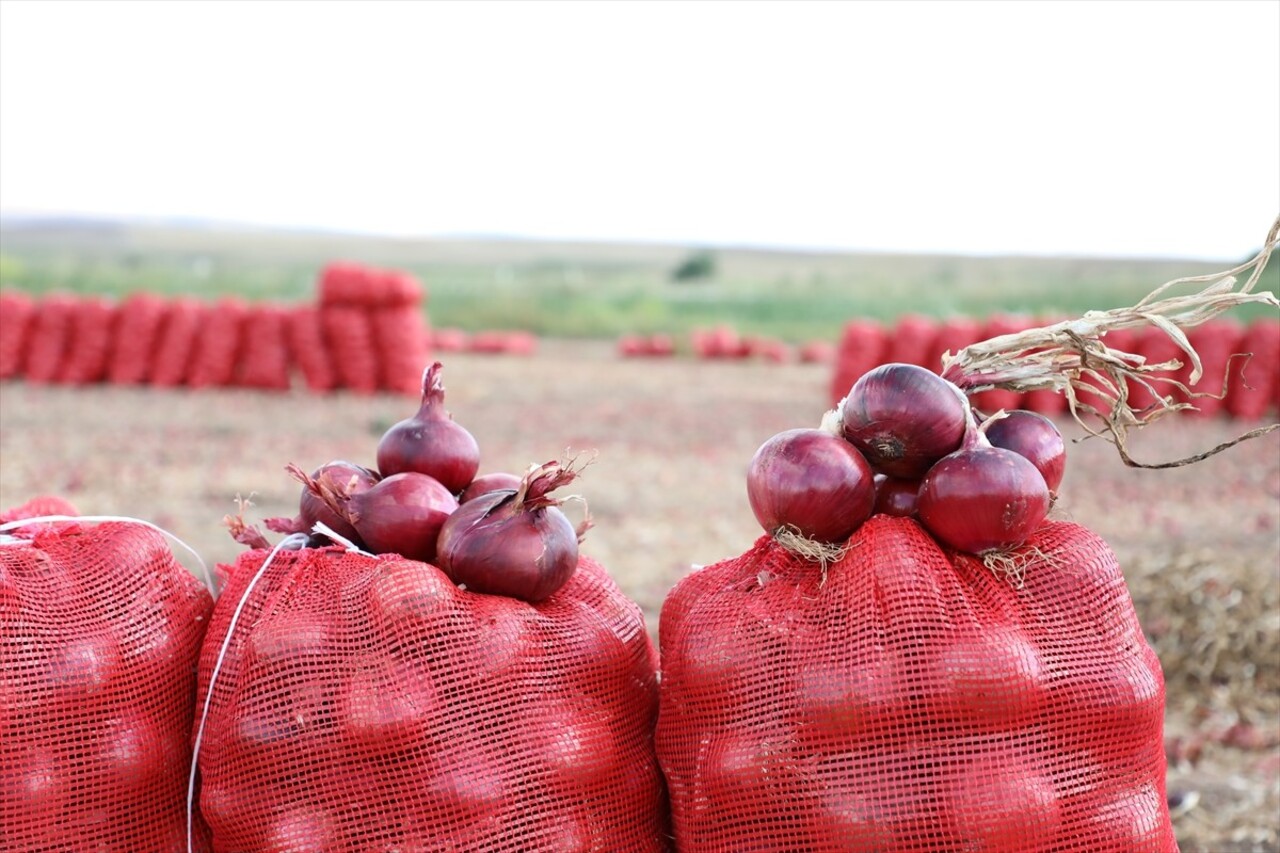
[2, 339, 1277, 851]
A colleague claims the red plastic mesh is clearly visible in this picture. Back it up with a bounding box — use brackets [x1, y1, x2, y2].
[829, 320, 888, 406]
[188, 298, 249, 389]
[1226, 317, 1280, 420]
[1128, 325, 1187, 413]
[59, 296, 119, 385]
[151, 297, 208, 388]
[0, 494, 79, 528]
[193, 549, 670, 852]
[106, 293, 170, 385]
[318, 263, 424, 308]
[321, 306, 380, 394]
[886, 314, 938, 369]
[656, 516, 1176, 852]
[923, 316, 983, 378]
[0, 509, 215, 851]
[22, 294, 77, 384]
[372, 305, 431, 395]
[286, 305, 337, 392]
[0, 289, 36, 379]
[238, 304, 293, 391]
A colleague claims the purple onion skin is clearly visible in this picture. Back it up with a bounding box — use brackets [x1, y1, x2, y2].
[873, 474, 921, 518]
[983, 410, 1066, 496]
[747, 428, 876, 544]
[916, 446, 1050, 554]
[303, 461, 378, 541]
[347, 472, 458, 564]
[840, 363, 969, 479]
[436, 489, 579, 603]
[267, 461, 379, 543]
[377, 363, 481, 494]
[460, 472, 522, 503]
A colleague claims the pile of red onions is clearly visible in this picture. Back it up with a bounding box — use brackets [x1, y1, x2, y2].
[254, 362, 590, 603]
[747, 362, 1066, 563]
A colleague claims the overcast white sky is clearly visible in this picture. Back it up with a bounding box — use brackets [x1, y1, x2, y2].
[1, 0, 1277, 259]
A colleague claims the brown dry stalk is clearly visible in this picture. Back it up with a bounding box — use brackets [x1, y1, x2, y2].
[940, 217, 1280, 469]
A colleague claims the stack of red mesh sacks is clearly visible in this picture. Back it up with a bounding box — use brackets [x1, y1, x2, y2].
[317, 262, 430, 395]
[191, 545, 669, 850]
[657, 523, 1175, 848]
[0, 289, 37, 381]
[0, 497, 214, 850]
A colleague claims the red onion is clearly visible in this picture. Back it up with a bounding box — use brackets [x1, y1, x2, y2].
[266, 460, 379, 543]
[376, 362, 480, 494]
[746, 428, 875, 544]
[460, 472, 522, 503]
[872, 474, 920, 518]
[291, 465, 458, 563]
[983, 410, 1066, 496]
[916, 425, 1050, 555]
[840, 363, 970, 479]
[436, 460, 588, 603]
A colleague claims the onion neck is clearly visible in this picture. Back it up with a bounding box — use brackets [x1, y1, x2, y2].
[960, 406, 994, 451]
[417, 361, 448, 417]
[513, 459, 579, 512]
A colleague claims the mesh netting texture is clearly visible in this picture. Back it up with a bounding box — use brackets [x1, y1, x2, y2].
[0, 503, 216, 851]
[656, 516, 1176, 852]
[193, 547, 670, 852]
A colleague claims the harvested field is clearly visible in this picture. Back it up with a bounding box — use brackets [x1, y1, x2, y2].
[2, 339, 1277, 850]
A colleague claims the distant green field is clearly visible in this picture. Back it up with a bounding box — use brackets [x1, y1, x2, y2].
[1, 222, 1274, 342]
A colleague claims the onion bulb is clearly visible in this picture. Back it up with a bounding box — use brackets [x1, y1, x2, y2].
[376, 362, 480, 494]
[916, 440, 1050, 555]
[291, 464, 457, 563]
[839, 363, 969, 479]
[983, 410, 1066, 496]
[436, 460, 590, 603]
[460, 472, 522, 503]
[746, 428, 875, 545]
[266, 460, 379, 543]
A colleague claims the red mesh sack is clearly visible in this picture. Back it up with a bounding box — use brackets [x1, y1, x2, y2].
[886, 313, 938, 369]
[106, 292, 169, 385]
[238, 304, 292, 391]
[923, 315, 982, 377]
[0, 289, 37, 379]
[22, 293, 78, 384]
[0, 494, 79, 526]
[58, 295, 119, 385]
[318, 261, 372, 306]
[829, 319, 888, 406]
[321, 305, 380, 393]
[192, 547, 669, 851]
[1225, 317, 1280, 420]
[286, 305, 337, 393]
[370, 268, 426, 308]
[0, 509, 215, 851]
[1127, 325, 1186, 413]
[1172, 319, 1242, 418]
[372, 305, 430, 395]
[657, 516, 1176, 851]
[188, 298, 249, 389]
[151, 297, 209, 388]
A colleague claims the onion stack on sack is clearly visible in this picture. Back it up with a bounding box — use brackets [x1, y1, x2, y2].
[191, 363, 670, 852]
[656, 218, 1280, 851]
[0, 498, 215, 852]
